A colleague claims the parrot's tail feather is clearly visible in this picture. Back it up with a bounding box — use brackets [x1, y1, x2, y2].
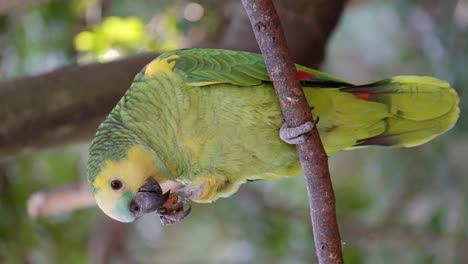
[342, 76, 460, 147]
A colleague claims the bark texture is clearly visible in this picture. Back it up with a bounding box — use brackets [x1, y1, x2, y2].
[0, 55, 155, 159]
[241, 0, 344, 263]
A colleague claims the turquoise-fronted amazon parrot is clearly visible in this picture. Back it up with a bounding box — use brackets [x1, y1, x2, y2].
[87, 49, 459, 224]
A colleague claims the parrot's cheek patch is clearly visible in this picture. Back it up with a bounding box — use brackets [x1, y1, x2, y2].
[95, 190, 136, 223]
[131, 178, 170, 218]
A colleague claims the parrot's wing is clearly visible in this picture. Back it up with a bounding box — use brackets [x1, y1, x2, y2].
[148, 48, 352, 87]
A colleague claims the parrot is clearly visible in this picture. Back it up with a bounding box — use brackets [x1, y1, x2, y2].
[86, 48, 459, 224]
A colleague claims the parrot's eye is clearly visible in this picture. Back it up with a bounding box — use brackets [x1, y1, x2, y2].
[110, 178, 124, 191]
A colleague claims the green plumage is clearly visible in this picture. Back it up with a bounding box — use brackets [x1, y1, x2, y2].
[88, 49, 459, 218]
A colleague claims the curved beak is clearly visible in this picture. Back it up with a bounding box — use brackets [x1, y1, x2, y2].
[130, 178, 170, 218]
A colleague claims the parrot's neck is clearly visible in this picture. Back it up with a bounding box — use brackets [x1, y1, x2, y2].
[116, 83, 190, 181]
[113, 125, 177, 182]
[140, 144, 176, 181]
[112, 120, 183, 181]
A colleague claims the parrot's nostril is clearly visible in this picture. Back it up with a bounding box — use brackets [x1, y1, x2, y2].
[130, 201, 141, 215]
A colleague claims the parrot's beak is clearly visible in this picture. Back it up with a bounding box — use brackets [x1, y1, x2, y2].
[130, 178, 170, 218]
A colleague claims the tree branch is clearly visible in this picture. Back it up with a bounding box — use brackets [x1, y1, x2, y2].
[26, 181, 181, 218]
[27, 181, 95, 219]
[240, 0, 344, 263]
[220, 0, 346, 67]
[0, 54, 157, 160]
[0, 0, 47, 14]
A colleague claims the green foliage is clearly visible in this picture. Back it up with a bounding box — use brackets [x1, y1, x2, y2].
[343, 245, 364, 264]
[74, 16, 159, 62]
[74, 5, 184, 62]
[0, 0, 79, 77]
[0, 148, 99, 263]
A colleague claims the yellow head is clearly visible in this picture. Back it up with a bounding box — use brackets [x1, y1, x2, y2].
[88, 146, 169, 222]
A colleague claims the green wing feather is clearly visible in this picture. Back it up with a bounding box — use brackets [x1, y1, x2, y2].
[153, 49, 459, 155]
[158, 49, 269, 86]
[157, 48, 350, 87]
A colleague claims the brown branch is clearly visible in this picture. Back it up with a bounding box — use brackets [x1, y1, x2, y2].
[27, 181, 95, 219]
[0, 54, 157, 160]
[240, 0, 344, 263]
[220, 0, 347, 67]
[238, 186, 468, 256]
[0, 0, 48, 14]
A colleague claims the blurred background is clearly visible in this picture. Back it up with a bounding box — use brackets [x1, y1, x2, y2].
[0, 0, 467, 263]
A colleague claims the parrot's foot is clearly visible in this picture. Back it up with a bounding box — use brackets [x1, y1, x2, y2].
[156, 185, 204, 225]
[157, 195, 192, 226]
[279, 117, 319, 145]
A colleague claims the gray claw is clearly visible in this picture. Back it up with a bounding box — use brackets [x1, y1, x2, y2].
[155, 185, 204, 225]
[158, 205, 192, 226]
[279, 117, 319, 144]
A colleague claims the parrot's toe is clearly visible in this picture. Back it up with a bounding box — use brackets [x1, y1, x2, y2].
[158, 204, 192, 225]
[156, 185, 203, 225]
[279, 117, 319, 144]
